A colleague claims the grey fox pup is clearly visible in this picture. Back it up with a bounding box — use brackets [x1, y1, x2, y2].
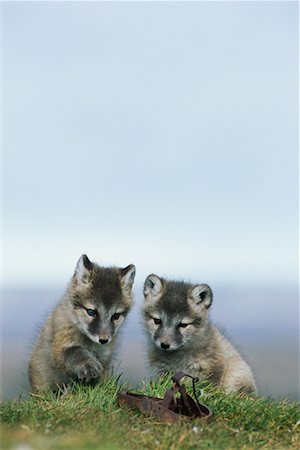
[28, 255, 136, 392]
[142, 275, 256, 394]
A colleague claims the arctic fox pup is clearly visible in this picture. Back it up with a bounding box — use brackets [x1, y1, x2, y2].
[142, 274, 256, 394]
[28, 255, 135, 392]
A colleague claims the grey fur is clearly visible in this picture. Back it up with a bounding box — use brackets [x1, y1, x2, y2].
[28, 255, 136, 392]
[142, 275, 256, 394]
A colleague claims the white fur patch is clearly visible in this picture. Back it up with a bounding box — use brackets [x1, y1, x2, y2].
[74, 254, 91, 281]
[120, 264, 136, 292]
[189, 284, 212, 308]
[144, 274, 164, 302]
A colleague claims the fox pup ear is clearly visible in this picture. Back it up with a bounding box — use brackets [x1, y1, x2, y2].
[144, 274, 163, 302]
[74, 254, 93, 280]
[120, 264, 136, 292]
[189, 284, 213, 309]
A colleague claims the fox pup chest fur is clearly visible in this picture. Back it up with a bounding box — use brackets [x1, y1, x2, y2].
[142, 275, 256, 394]
[28, 255, 135, 392]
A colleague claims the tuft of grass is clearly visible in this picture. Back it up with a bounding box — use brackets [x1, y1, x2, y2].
[1, 375, 299, 449]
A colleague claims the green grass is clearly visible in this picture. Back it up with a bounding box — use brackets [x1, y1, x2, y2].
[1, 375, 299, 449]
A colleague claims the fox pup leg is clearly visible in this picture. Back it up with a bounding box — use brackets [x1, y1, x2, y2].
[63, 346, 104, 382]
[221, 361, 256, 394]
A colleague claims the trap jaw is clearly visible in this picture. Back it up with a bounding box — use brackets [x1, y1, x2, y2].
[117, 371, 212, 424]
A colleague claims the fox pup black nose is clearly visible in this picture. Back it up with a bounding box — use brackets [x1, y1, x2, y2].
[161, 343, 170, 350]
[99, 339, 109, 345]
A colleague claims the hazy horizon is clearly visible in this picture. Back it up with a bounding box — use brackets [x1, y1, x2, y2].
[2, 2, 298, 402]
[1, 283, 299, 401]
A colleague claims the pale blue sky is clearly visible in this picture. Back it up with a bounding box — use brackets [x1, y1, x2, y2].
[2, 1, 298, 287]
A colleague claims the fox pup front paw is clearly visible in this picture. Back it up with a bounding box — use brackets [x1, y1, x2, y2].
[74, 358, 104, 382]
[64, 346, 103, 382]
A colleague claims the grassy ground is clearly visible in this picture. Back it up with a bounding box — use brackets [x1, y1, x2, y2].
[1, 375, 299, 450]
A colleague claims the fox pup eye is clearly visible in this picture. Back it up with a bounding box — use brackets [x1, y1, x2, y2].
[179, 322, 188, 328]
[111, 312, 121, 321]
[86, 308, 97, 317]
[153, 318, 162, 325]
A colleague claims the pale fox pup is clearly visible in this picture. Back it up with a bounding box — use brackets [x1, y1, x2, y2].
[142, 275, 256, 394]
[28, 255, 136, 392]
